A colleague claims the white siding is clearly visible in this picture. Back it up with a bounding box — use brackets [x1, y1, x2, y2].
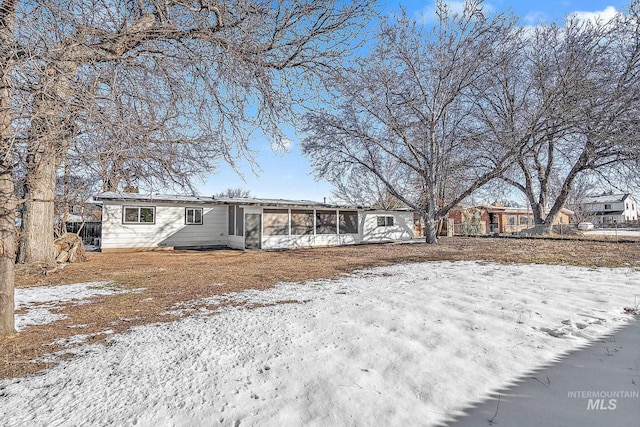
[101, 202, 227, 250]
[624, 196, 638, 221]
[100, 200, 415, 251]
[262, 234, 359, 250]
[361, 211, 415, 242]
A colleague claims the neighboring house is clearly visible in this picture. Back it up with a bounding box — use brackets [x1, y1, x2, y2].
[571, 193, 638, 226]
[448, 203, 574, 235]
[94, 192, 415, 251]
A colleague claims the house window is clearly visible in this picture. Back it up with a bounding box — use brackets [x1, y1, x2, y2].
[291, 210, 314, 235]
[228, 205, 244, 235]
[519, 215, 530, 225]
[339, 211, 358, 234]
[507, 215, 516, 226]
[123, 206, 155, 224]
[235, 206, 244, 236]
[316, 211, 337, 234]
[185, 207, 203, 225]
[264, 209, 289, 236]
[604, 204, 612, 210]
[377, 216, 394, 227]
[228, 206, 235, 235]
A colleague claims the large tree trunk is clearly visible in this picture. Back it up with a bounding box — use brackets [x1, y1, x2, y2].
[424, 216, 438, 244]
[0, 0, 17, 335]
[18, 61, 75, 264]
[423, 198, 438, 244]
[18, 151, 57, 263]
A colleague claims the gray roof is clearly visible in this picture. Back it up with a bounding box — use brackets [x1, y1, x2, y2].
[582, 194, 633, 204]
[93, 192, 363, 209]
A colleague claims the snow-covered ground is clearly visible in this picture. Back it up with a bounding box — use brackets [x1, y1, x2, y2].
[1, 261, 639, 426]
[14, 281, 131, 331]
[585, 228, 640, 237]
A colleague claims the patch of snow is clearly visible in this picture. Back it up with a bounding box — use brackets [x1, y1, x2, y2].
[14, 282, 134, 331]
[585, 229, 640, 237]
[1, 262, 639, 426]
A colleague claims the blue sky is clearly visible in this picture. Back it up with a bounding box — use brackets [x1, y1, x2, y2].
[196, 0, 628, 202]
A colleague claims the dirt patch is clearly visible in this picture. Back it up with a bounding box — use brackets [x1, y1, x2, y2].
[3, 236, 640, 380]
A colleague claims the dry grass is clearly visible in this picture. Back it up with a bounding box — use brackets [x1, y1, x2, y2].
[3, 236, 640, 380]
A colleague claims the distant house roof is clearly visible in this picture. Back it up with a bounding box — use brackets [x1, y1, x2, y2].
[93, 192, 364, 210]
[582, 194, 633, 204]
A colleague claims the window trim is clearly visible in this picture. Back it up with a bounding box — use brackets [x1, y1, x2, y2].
[291, 209, 315, 235]
[339, 210, 359, 234]
[185, 207, 203, 225]
[122, 206, 156, 224]
[377, 215, 395, 227]
[315, 210, 338, 235]
[263, 208, 290, 236]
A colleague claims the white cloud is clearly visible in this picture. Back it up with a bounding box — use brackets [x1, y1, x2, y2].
[569, 6, 618, 24]
[522, 11, 549, 26]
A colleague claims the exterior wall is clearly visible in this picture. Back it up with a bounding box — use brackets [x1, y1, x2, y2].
[589, 213, 625, 225]
[449, 208, 489, 235]
[499, 212, 534, 234]
[623, 196, 638, 221]
[500, 211, 571, 234]
[582, 195, 637, 224]
[101, 200, 414, 251]
[556, 211, 571, 224]
[101, 202, 227, 250]
[261, 208, 361, 250]
[262, 234, 359, 250]
[449, 207, 572, 235]
[261, 210, 414, 248]
[361, 211, 414, 242]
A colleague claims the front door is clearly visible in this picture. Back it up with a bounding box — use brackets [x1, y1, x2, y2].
[245, 214, 262, 249]
[489, 213, 500, 234]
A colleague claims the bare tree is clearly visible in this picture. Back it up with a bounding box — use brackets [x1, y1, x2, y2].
[483, 5, 640, 233]
[216, 187, 250, 198]
[13, 0, 377, 265]
[302, 1, 520, 243]
[70, 63, 219, 193]
[1, 0, 377, 335]
[330, 161, 406, 209]
[563, 173, 599, 224]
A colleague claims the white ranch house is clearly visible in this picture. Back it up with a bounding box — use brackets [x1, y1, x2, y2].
[94, 192, 415, 251]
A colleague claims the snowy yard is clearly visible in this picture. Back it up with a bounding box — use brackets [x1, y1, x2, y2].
[585, 228, 640, 237]
[2, 261, 639, 426]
